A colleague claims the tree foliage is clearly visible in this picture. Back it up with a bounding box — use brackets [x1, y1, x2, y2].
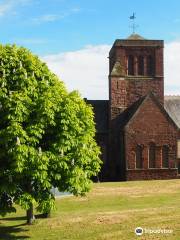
[0, 45, 101, 222]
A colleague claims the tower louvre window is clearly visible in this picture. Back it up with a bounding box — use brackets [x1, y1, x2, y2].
[147, 55, 154, 75]
[138, 56, 144, 75]
[128, 55, 134, 75]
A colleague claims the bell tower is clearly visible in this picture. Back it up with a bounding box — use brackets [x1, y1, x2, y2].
[109, 34, 164, 120]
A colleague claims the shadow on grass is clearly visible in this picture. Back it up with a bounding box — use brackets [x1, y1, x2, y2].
[0, 213, 51, 239]
[0, 216, 29, 240]
[0, 213, 49, 239]
[0, 216, 27, 221]
[35, 213, 49, 219]
[0, 219, 30, 239]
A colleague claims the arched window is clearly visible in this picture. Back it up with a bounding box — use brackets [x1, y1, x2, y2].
[162, 145, 169, 168]
[147, 55, 154, 76]
[149, 143, 156, 168]
[136, 145, 143, 169]
[128, 55, 134, 75]
[138, 56, 144, 75]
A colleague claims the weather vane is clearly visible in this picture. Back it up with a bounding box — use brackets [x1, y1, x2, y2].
[129, 13, 138, 34]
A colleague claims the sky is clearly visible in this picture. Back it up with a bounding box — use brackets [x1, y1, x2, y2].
[0, 0, 180, 99]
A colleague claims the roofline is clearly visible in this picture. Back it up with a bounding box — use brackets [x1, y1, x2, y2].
[125, 92, 179, 130]
[114, 39, 164, 44]
[85, 99, 109, 102]
[109, 39, 164, 56]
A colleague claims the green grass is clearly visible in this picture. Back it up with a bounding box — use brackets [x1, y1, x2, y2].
[0, 179, 180, 239]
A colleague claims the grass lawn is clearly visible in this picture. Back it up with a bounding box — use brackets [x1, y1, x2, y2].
[0, 179, 180, 240]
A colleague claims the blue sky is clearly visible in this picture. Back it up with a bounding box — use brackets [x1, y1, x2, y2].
[0, 0, 180, 98]
[1, 0, 180, 54]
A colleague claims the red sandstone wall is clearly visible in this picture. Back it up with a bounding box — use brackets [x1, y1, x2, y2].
[109, 44, 164, 121]
[127, 169, 178, 180]
[125, 96, 178, 180]
[110, 77, 163, 119]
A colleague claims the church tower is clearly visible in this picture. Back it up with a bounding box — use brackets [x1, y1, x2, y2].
[87, 33, 179, 181]
[109, 34, 164, 120]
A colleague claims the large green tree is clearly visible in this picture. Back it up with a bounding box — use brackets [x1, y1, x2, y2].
[0, 45, 101, 224]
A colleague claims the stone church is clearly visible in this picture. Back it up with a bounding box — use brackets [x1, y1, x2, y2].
[86, 34, 180, 181]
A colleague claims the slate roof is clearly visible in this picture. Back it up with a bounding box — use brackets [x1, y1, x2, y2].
[86, 94, 180, 134]
[164, 96, 180, 128]
[86, 100, 109, 133]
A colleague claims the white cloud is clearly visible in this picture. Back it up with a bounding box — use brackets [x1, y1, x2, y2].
[42, 45, 110, 99]
[41, 42, 180, 100]
[165, 41, 180, 95]
[32, 14, 60, 24]
[0, 1, 15, 16]
[0, 0, 31, 16]
[70, 7, 81, 13]
[32, 8, 81, 24]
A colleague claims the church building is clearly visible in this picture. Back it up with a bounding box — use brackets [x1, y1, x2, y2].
[86, 34, 180, 181]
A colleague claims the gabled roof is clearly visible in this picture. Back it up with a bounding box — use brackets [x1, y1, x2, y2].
[164, 96, 180, 128]
[116, 92, 179, 130]
[115, 96, 146, 129]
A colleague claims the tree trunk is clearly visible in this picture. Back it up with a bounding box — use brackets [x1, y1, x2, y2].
[26, 203, 35, 224]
